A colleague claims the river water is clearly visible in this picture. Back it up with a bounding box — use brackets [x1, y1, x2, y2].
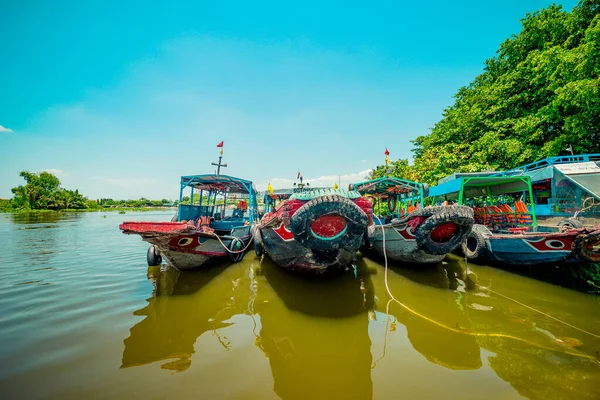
[1, 211, 599, 400]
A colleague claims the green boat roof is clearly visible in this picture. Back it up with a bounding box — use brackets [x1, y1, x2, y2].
[429, 175, 532, 200]
[290, 188, 361, 200]
[351, 177, 423, 196]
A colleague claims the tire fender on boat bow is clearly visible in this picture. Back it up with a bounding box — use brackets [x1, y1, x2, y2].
[573, 230, 600, 263]
[228, 237, 245, 263]
[415, 206, 474, 256]
[147, 245, 162, 266]
[251, 224, 263, 257]
[461, 228, 487, 260]
[290, 194, 368, 251]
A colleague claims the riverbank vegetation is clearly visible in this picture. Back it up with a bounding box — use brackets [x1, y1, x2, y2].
[372, 0, 600, 183]
[1, 171, 176, 213]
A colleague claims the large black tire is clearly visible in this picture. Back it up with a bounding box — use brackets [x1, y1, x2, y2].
[461, 230, 486, 260]
[254, 241, 263, 257]
[404, 205, 449, 220]
[558, 217, 584, 229]
[415, 206, 474, 256]
[147, 245, 162, 266]
[290, 194, 368, 251]
[573, 230, 600, 262]
[228, 238, 245, 263]
[252, 225, 263, 257]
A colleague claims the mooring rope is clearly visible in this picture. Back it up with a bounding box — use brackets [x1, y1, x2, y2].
[209, 225, 256, 254]
[478, 283, 600, 339]
[371, 215, 600, 365]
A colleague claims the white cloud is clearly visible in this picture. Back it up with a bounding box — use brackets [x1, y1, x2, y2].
[43, 169, 70, 177]
[256, 169, 372, 191]
[0, 125, 14, 133]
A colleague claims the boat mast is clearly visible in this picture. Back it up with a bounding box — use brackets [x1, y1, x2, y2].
[211, 148, 228, 176]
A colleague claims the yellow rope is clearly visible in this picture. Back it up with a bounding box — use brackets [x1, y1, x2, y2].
[480, 285, 600, 339]
[372, 215, 600, 365]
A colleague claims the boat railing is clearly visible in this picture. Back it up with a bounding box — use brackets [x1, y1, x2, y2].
[178, 204, 215, 222]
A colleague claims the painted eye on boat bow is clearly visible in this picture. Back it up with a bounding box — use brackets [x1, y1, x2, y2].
[177, 237, 194, 246]
[544, 239, 565, 249]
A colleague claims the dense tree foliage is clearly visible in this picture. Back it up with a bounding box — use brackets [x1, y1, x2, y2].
[373, 1, 600, 184]
[10, 171, 89, 210]
[98, 198, 175, 208]
[368, 159, 418, 181]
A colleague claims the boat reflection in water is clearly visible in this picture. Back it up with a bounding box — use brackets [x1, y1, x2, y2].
[120, 252, 600, 400]
[377, 256, 600, 400]
[381, 260, 483, 371]
[120, 263, 237, 372]
[254, 258, 374, 400]
[120, 257, 375, 399]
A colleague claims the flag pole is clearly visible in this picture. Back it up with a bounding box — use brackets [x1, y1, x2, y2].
[212, 141, 227, 176]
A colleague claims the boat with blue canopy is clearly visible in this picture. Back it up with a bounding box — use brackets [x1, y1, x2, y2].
[350, 176, 474, 265]
[120, 152, 258, 270]
[437, 153, 600, 228]
[428, 173, 600, 265]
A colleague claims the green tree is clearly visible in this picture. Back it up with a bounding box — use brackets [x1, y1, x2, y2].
[10, 171, 90, 210]
[386, 1, 600, 185]
[369, 159, 418, 181]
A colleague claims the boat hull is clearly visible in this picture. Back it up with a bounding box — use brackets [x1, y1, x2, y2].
[120, 221, 251, 271]
[367, 205, 474, 265]
[485, 233, 578, 265]
[260, 224, 357, 273]
[367, 224, 445, 264]
[463, 224, 600, 266]
[258, 192, 371, 274]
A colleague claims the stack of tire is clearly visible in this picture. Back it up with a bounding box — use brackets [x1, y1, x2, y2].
[290, 194, 369, 251]
[406, 205, 474, 256]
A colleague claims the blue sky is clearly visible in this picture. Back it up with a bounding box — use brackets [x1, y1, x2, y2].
[0, 0, 578, 199]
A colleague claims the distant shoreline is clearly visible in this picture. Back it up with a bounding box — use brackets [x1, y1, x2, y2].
[0, 207, 177, 214]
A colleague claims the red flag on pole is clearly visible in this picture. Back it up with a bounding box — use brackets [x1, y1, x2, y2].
[217, 141, 224, 147]
[297, 171, 301, 179]
[384, 148, 390, 156]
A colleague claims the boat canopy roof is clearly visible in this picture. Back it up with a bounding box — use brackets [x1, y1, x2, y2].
[490, 161, 600, 201]
[351, 177, 424, 197]
[500, 153, 600, 174]
[554, 162, 600, 201]
[180, 174, 256, 195]
[429, 175, 532, 201]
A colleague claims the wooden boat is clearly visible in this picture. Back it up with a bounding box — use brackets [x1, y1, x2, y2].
[255, 178, 371, 273]
[350, 177, 474, 264]
[120, 154, 258, 270]
[428, 174, 600, 265]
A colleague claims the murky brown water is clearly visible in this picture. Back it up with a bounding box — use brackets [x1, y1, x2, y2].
[1, 211, 599, 399]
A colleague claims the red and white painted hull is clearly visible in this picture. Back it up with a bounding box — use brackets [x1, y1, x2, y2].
[367, 205, 474, 265]
[120, 221, 250, 271]
[259, 221, 357, 273]
[258, 194, 371, 274]
[367, 223, 445, 264]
